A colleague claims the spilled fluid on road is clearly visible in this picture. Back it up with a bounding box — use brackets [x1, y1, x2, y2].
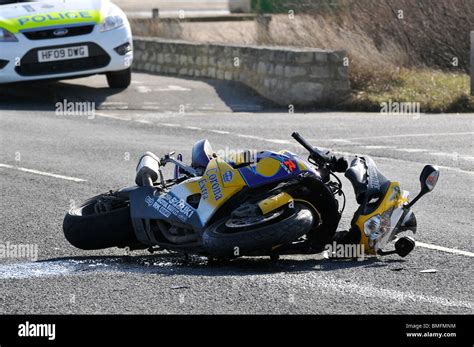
[0, 255, 210, 279]
[0, 253, 315, 279]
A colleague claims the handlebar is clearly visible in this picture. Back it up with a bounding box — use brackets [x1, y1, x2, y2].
[291, 132, 316, 154]
[291, 132, 348, 173]
[292, 132, 331, 162]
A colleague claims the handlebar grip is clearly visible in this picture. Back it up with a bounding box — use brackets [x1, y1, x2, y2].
[291, 132, 315, 153]
[292, 132, 331, 163]
[330, 156, 349, 173]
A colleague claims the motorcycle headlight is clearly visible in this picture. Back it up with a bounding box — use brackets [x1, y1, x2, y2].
[364, 214, 381, 237]
[0, 28, 18, 42]
[364, 208, 393, 240]
[100, 15, 124, 32]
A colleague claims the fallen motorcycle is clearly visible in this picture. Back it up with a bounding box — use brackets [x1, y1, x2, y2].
[63, 132, 439, 259]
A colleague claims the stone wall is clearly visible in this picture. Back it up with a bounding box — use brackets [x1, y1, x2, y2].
[132, 37, 350, 106]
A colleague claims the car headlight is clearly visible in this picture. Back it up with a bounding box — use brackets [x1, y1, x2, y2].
[100, 15, 124, 32]
[0, 28, 18, 42]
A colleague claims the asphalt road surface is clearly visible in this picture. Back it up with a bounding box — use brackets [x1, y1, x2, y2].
[0, 72, 473, 314]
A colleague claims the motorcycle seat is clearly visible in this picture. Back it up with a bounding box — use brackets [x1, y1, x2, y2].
[191, 139, 215, 169]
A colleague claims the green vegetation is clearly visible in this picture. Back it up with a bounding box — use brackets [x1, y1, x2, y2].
[347, 69, 473, 113]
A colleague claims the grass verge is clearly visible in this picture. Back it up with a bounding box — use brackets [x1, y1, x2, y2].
[346, 69, 473, 113]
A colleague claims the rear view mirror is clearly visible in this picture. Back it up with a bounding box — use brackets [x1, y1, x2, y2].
[420, 165, 439, 193]
[407, 165, 439, 209]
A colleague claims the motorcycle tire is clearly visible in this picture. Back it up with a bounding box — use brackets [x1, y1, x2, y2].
[202, 203, 314, 257]
[63, 195, 140, 250]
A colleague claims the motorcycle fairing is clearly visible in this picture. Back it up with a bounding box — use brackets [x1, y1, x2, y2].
[130, 151, 320, 241]
[355, 181, 409, 254]
[129, 185, 202, 229]
[130, 158, 246, 231]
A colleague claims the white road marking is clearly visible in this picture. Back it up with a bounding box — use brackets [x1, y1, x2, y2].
[394, 148, 429, 153]
[95, 112, 132, 121]
[342, 131, 474, 141]
[135, 119, 152, 124]
[136, 86, 153, 93]
[266, 139, 292, 144]
[329, 139, 353, 143]
[186, 126, 203, 131]
[281, 273, 474, 310]
[210, 129, 230, 134]
[155, 85, 191, 92]
[0, 163, 86, 182]
[332, 149, 474, 176]
[236, 133, 262, 139]
[430, 152, 474, 161]
[416, 242, 474, 257]
[363, 145, 396, 149]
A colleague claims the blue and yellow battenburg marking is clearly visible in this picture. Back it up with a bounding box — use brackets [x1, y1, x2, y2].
[0, 10, 104, 33]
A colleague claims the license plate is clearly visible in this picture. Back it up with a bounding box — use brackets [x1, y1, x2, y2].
[37, 46, 89, 63]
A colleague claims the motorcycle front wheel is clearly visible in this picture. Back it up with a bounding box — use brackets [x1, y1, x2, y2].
[202, 203, 314, 257]
[63, 194, 143, 250]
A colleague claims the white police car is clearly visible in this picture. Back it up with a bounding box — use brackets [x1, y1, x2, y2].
[0, 0, 133, 88]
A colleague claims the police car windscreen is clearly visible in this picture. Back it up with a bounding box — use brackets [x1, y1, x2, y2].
[0, 0, 47, 4]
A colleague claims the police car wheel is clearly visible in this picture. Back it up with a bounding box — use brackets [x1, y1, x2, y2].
[106, 68, 131, 88]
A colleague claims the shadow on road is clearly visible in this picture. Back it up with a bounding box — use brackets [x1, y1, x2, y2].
[0, 80, 125, 111]
[0, 73, 304, 113]
[175, 75, 284, 112]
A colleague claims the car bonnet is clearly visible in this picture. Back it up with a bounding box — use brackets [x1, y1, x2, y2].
[0, 0, 108, 33]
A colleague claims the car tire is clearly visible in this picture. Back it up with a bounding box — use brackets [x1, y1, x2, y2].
[106, 68, 131, 88]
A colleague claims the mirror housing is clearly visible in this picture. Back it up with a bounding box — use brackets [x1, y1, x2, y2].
[395, 236, 415, 257]
[420, 165, 439, 193]
[407, 165, 439, 208]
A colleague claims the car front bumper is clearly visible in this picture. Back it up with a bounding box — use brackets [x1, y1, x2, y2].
[0, 24, 133, 83]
